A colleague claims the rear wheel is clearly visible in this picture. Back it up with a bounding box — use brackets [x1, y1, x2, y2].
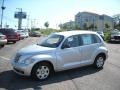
[94, 55, 105, 68]
[31, 62, 53, 81]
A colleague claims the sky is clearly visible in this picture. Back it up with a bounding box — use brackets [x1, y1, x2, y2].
[0, 0, 120, 29]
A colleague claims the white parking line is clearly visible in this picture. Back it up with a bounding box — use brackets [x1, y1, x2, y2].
[0, 56, 10, 61]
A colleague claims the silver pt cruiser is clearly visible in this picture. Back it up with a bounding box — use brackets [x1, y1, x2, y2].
[11, 30, 108, 81]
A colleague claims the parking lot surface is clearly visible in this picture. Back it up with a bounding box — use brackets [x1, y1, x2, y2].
[0, 37, 120, 90]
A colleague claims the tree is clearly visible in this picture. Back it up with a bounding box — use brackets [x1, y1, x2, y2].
[88, 24, 94, 30]
[105, 23, 110, 31]
[73, 24, 81, 30]
[44, 22, 49, 28]
[114, 23, 120, 31]
[83, 23, 88, 30]
[113, 14, 120, 31]
[62, 24, 67, 29]
[59, 24, 63, 29]
[113, 14, 120, 25]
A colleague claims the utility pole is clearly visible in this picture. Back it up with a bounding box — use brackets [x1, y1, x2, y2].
[26, 15, 29, 29]
[0, 0, 6, 28]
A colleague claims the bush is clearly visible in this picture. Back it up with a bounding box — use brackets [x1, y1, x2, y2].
[40, 29, 64, 36]
[104, 32, 110, 42]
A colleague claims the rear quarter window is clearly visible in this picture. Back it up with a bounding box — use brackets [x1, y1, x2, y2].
[92, 34, 101, 43]
[81, 34, 93, 45]
[80, 34, 101, 46]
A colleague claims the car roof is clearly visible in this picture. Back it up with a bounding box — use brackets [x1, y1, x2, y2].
[55, 30, 97, 37]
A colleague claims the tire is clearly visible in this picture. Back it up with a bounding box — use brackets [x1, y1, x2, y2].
[31, 62, 52, 81]
[1, 45, 5, 47]
[13, 41, 16, 43]
[94, 54, 105, 68]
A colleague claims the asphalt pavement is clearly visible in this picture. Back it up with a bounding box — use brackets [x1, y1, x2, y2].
[0, 37, 120, 90]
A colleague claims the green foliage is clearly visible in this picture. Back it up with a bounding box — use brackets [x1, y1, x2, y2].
[31, 28, 40, 32]
[59, 23, 81, 30]
[104, 23, 110, 31]
[104, 31, 110, 42]
[40, 29, 64, 36]
[44, 22, 49, 28]
[114, 23, 120, 31]
[72, 24, 81, 30]
[83, 23, 88, 29]
[88, 24, 94, 30]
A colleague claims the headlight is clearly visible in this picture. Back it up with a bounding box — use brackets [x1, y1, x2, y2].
[23, 58, 34, 65]
[18, 56, 35, 65]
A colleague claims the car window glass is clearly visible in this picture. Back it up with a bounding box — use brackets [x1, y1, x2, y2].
[92, 34, 101, 43]
[78, 35, 83, 46]
[81, 34, 92, 45]
[64, 35, 79, 48]
[40, 34, 64, 48]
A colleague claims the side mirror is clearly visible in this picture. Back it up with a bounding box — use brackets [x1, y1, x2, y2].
[61, 44, 70, 49]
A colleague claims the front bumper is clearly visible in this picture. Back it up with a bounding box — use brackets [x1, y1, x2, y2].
[11, 60, 34, 76]
[0, 39, 7, 45]
[111, 35, 120, 41]
[8, 38, 19, 42]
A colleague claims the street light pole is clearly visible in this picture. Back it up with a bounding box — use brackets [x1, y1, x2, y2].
[1, 0, 6, 28]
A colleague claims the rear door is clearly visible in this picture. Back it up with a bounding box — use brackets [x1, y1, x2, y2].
[79, 34, 101, 63]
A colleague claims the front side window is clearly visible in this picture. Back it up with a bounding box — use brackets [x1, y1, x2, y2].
[40, 34, 64, 48]
[63, 35, 79, 48]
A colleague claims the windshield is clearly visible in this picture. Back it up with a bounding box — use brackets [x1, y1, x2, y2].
[39, 34, 64, 48]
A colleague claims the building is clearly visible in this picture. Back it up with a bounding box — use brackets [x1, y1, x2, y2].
[75, 12, 114, 31]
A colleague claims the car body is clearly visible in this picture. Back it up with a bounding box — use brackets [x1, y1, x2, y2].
[11, 30, 108, 80]
[0, 28, 20, 43]
[0, 33, 7, 47]
[97, 31, 104, 40]
[110, 30, 120, 41]
[29, 31, 41, 37]
[16, 30, 27, 39]
[24, 30, 29, 38]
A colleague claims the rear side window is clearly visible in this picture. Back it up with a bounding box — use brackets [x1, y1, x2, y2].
[80, 34, 101, 45]
[81, 34, 92, 45]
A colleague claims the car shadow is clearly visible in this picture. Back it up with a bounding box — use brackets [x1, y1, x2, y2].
[7, 42, 16, 45]
[0, 66, 103, 90]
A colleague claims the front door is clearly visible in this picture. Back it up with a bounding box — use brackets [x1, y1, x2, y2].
[56, 35, 82, 70]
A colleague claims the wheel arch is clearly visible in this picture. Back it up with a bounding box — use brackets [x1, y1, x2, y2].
[31, 60, 55, 75]
[95, 53, 106, 61]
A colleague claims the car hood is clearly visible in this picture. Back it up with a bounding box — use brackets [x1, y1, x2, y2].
[18, 44, 56, 55]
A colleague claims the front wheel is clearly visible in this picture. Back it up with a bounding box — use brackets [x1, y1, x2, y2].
[31, 62, 52, 81]
[1, 45, 5, 47]
[13, 41, 16, 43]
[94, 55, 105, 68]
